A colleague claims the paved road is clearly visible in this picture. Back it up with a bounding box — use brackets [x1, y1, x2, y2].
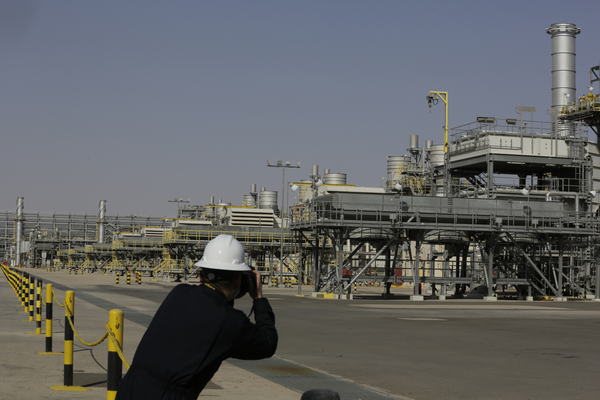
[11, 269, 600, 400]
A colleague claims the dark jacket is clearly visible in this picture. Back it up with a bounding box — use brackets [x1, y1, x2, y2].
[116, 283, 277, 399]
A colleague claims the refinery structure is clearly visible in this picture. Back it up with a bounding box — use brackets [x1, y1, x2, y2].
[2, 23, 600, 301]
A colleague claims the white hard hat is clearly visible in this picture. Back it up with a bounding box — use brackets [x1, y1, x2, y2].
[194, 234, 251, 271]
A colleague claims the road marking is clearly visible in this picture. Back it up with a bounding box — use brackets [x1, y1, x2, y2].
[400, 318, 447, 321]
[352, 304, 568, 310]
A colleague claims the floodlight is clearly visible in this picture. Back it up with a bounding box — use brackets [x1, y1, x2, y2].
[394, 182, 403, 191]
[521, 188, 530, 196]
[590, 86, 595, 92]
[290, 184, 299, 192]
[590, 190, 597, 198]
[314, 179, 323, 187]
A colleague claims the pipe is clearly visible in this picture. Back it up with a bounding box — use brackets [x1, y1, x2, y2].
[546, 191, 579, 226]
[546, 191, 579, 213]
[98, 200, 107, 244]
[15, 197, 24, 267]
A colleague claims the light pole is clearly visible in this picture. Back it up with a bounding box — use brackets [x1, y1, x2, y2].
[267, 160, 300, 286]
[426, 91, 449, 152]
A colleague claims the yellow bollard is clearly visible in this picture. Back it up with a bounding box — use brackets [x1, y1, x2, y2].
[42, 284, 57, 353]
[29, 279, 35, 321]
[64, 291, 75, 385]
[20, 273, 26, 308]
[23, 274, 29, 312]
[50, 290, 89, 391]
[36, 280, 42, 334]
[107, 309, 124, 400]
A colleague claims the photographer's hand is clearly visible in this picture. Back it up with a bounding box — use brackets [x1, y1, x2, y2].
[249, 270, 263, 299]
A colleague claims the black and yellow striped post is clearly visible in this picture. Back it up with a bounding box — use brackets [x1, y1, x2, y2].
[107, 309, 124, 400]
[116, 272, 120, 284]
[50, 289, 90, 392]
[137, 271, 141, 285]
[36, 279, 42, 334]
[44, 284, 55, 353]
[29, 278, 35, 321]
[19, 272, 24, 306]
[22, 273, 29, 312]
[64, 290, 75, 386]
[126, 269, 131, 285]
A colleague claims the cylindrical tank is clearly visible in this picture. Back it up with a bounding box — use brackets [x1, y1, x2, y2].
[311, 165, 319, 178]
[243, 194, 255, 208]
[216, 202, 230, 219]
[546, 23, 580, 109]
[425, 140, 433, 149]
[387, 156, 404, 183]
[251, 183, 257, 193]
[209, 196, 214, 205]
[324, 169, 330, 175]
[430, 144, 445, 167]
[323, 173, 346, 185]
[259, 190, 278, 212]
[410, 134, 419, 150]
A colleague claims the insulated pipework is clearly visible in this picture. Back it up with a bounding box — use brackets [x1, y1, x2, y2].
[98, 200, 107, 244]
[15, 197, 24, 266]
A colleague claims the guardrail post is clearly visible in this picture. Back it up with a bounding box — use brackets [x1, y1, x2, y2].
[46, 284, 53, 352]
[107, 309, 124, 400]
[29, 278, 35, 321]
[23, 273, 29, 312]
[126, 269, 131, 285]
[36, 279, 42, 334]
[20, 272, 25, 307]
[64, 290, 74, 386]
[50, 289, 89, 392]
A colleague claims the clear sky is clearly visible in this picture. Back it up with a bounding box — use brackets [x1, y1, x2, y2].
[1, 0, 599, 217]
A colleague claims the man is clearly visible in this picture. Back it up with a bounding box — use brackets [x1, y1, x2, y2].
[116, 234, 278, 399]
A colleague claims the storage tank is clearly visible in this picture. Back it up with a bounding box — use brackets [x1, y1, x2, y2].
[243, 194, 255, 208]
[430, 144, 445, 167]
[323, 173, 347, 185]
[387, 156, 404, 183]
[259, 190, 278, 213]
[409, 135, 419, 152]
[216, 202, 230, 218]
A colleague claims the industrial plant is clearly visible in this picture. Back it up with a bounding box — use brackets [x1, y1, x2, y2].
[2, 23, 600, 301]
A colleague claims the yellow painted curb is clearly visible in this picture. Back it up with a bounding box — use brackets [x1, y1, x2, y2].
[50, 386, 90, 392]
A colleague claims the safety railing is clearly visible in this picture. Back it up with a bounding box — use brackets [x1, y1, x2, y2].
[1, 265, 129, 400]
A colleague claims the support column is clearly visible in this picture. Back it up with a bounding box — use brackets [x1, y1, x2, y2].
[556, 238, 566, 301]
[410, 235, 424, 301]
[485, 236, 497, 301]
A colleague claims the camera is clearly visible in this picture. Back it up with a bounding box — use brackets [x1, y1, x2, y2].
[236, 267, 257, 299]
